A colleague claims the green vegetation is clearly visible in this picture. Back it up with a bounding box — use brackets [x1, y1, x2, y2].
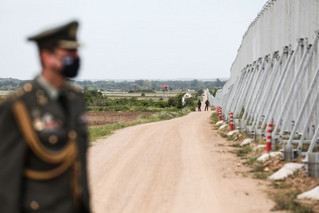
[0, 78, 226, 92]
[89, 108, 192, 143]
[272, 190, 314, 213]
[251, 162, 270, 180]
[271, 181, 289, 189]
[168, 93, 196, 110]
[89, 123, 132, 142]
[196, 89, 204, 97]
[84, 89, 196, 112]
[210, 111, 219, 124]
[209, 87, 220, 97]
[219, 133, 228, 138]
[79, 79, 225, 92]
[87, 91, 196, 142]
[235, 146, 252, 157]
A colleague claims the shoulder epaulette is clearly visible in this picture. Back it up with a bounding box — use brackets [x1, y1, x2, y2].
[65, 82, 83, 93]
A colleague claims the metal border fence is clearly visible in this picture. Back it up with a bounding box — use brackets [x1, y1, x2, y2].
[210, 0, 319, 172]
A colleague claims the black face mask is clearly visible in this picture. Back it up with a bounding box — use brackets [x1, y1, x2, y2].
[61, 57, 80, 78]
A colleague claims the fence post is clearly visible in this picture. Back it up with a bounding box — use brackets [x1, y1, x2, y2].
[266, 123, 273, 152]
[218, 107, 222, 121]
[230, 112, 234, 131]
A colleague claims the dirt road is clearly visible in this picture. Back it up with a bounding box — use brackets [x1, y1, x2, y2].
[88, 103, 276, 213]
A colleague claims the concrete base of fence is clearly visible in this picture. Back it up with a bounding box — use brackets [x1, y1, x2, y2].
[253, 144, 266, 151]
[240, 138, 254, 146]
[257, 152, 282, 162]
[298, 186, 319, 200]
[215, 121, 224, 126]
[219, 124, 228, 130]
[268, 163, 304, 180]
[227, 130, 239, 136]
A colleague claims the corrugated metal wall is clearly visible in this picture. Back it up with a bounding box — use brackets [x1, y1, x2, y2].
[213, 0, 319, 145]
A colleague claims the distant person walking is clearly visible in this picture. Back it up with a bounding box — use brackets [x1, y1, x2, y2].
[204, 99, 210, 111]
[197, 100, 201, 111]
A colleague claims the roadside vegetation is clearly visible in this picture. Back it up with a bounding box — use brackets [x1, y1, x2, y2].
[87, 89, 204, 142]
[210, 111, 319, 213]
[89, 108, 192, 143]
[0, 88, 202, 143]
[0, 77, 225, 144]
[84, 89, 197, 112]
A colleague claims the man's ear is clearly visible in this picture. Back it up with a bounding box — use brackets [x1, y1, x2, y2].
[40, 49, 51, 67]
[41, 49, 60, 70]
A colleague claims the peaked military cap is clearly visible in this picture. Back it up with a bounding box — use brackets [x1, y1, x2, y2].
[28, 20, 80, 49]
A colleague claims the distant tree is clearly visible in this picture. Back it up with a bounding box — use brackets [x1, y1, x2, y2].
[196, 89, 203, 97]
[168, 93, 185, 109]
[191, 79, 199, 88]
[135, 80, 144, 87]
[184, 97, 196, 110]
[215, 78, 224, 87]
[143, 80, 151, 88]
[208, 87, 220, 97]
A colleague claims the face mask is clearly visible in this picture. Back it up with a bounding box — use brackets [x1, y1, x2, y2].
[61, 56, 80, 78]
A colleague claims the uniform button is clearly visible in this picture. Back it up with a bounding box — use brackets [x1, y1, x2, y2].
[37, 96, 48, 106]
[30, 200, 39, 210]
[33, 119, 45, 131]
[68, 130, 77, 140]
[23, 83, 32, 92]
[48, 135, 58, 144]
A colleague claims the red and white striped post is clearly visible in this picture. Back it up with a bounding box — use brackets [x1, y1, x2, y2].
[229, 112, 234, 131]
[266, 123, 273, 153]
[218, 106, 222, 121]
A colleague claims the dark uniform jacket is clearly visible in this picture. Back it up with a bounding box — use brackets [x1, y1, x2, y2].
[0, 78, 90, 213]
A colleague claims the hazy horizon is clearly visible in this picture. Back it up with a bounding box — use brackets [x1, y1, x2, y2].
[0, 77, 228, 82]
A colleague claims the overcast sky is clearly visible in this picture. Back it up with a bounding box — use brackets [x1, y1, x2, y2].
[0, 0, 266, 81]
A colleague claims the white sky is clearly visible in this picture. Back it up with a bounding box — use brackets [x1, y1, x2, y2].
[0, 0, 266, 80]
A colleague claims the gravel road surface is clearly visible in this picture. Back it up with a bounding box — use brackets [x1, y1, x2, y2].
[88, 101, 276, 213]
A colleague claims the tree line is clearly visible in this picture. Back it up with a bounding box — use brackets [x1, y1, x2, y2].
[0, 78, 226, 92]
[84, 90, 200, 112]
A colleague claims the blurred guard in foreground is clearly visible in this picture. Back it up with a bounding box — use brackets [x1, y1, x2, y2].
[0, 21, 90, 213]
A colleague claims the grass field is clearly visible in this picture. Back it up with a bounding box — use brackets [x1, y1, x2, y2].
[0, 90, 183, 100]
[86, 111, 154, 126]
[101, 91, 182, 100]
[88, 108, 192, 142]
